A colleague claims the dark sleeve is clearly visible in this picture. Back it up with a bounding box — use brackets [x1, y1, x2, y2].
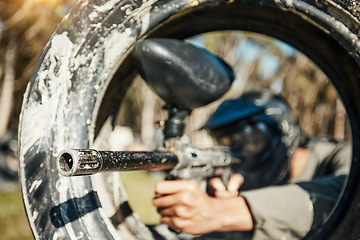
[297, 174, 347, 236]
[291, 142, 351, 236]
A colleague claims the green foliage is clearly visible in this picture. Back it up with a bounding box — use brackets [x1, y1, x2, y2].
[0, 189, 32, 240]
[120, 171, 164, 224]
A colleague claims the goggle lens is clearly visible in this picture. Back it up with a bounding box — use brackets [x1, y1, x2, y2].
[228, 121, 274, 159]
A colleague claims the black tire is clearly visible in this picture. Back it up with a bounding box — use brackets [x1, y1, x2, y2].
[18, 0, 360, 239]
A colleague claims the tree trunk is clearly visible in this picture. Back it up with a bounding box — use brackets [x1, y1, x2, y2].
[0, 36, 17, 136]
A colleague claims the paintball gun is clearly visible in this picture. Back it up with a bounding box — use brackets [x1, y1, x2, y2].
[57, 38, 235, 181]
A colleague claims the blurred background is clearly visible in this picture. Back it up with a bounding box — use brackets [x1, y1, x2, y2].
[0, 0, 75, 239]
[0, 0, 349, 239]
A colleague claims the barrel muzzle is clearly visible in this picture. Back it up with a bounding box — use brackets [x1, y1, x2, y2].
[57, 149, 179, 176]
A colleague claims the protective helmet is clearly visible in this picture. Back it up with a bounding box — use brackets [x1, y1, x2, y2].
[203, 89, 300, 190]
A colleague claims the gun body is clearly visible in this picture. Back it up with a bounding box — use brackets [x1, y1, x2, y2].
[57, 38, 235, 180]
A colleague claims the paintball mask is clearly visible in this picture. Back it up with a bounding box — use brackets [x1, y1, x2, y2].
[203, 89, 300, 191]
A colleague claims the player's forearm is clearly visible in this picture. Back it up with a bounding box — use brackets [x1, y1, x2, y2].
[211, 195, 254, 232]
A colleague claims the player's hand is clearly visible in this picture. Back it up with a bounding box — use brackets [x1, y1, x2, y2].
[153, 175, 252, 235]
[153, 180, 223, 234]
[210, 173, 244, 198]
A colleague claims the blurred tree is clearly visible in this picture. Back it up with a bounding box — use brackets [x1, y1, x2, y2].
[0, 0, 75, 136]
[115, 31, 349, 148]
[117, 31, 349, 148]
[198, 31, 349, 141]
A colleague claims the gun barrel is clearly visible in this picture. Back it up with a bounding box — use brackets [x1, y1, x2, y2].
[57, 149, 178, 176]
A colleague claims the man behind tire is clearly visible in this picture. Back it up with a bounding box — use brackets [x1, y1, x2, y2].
[153, 89, 351, 239]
